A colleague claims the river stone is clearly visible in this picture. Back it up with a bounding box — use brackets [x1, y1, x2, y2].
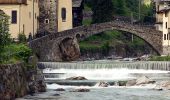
[155, 81, 170, 90]
[136, 76, 155, 85]
[118, 81, 127, 86]
[126, 79, 137, 86]
[66, 76, 87, 80]
[70, 88, 90, 92]
[37, 80, 46, 92]
[55, 88, 65, 91]
[95, 81, 110, 87]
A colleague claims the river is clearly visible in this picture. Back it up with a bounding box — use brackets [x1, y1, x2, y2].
[18, 60, 170, 100]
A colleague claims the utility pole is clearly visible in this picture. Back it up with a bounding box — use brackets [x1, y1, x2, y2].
[131, 12, 134, 42]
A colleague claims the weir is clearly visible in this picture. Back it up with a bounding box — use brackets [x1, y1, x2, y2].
[38, 61, 170, 71]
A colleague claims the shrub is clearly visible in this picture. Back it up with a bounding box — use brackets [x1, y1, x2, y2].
[18, 33, 27, 43]
[0, 44, 32, 64]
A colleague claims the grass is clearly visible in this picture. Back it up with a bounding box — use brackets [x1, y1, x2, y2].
[79, 30, 121, 51]
[149, 56, 170, 61]
[0, 43, 32, 64]
[82, 19, 92, 26]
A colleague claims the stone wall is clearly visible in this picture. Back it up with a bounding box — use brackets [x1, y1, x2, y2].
[0, 63, 46, 99]
[0, 63, 28, 99]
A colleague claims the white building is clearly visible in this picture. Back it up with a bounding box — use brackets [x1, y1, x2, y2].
[154, 0, 170, 55]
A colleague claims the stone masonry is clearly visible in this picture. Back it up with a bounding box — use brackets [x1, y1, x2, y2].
[30, 20, 163, 62]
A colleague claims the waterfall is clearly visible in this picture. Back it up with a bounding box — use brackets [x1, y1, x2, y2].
[38, 61, 170, 71]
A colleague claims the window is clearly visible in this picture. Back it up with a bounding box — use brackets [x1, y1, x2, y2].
[11, 10, 17, 24]
[166, 22, 168, 29]
[45, 19, 49, 24]
[167, 34, 169, 40]
[164, 34, 167, 40]
[61, 8, 66, 21]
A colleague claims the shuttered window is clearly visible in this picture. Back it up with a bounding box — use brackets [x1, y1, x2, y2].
[11, 10, 17, 24]
[61, 8, 66, 21]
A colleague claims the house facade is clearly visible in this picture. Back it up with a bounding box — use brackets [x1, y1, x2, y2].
[0, 0, 39, 40]
[154, 0, 170, 47]
[39, 0, 73, 34]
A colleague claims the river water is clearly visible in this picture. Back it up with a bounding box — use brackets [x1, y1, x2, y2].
[18, 60, 170, 100]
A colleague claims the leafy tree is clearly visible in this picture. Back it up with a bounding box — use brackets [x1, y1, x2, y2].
[115, 0, 128, 15]
[91, 0, 114, 23]
[0, 12, 10, 49]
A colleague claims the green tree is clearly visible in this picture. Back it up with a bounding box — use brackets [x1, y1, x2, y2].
[0, 12, 10, 49]
[91, 0, 113, 23]
[115, 0, 128, 15]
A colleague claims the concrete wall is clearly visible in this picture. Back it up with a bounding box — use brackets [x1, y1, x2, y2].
[0, 0, 39, 39]
[57, 0, 73, 32]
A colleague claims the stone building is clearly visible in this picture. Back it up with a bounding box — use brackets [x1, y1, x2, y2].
[154, 0, 170, 55]
[39, 0, 73, 35]
[72, 0, 84, 27]
[0, 0, 39, 40]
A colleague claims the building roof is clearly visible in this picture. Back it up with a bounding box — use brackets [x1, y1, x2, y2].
[157, 7, 170, 13]
[0, 0, 27, 4]
[154, 0, 170, 2]
[72, 0, 83, 7]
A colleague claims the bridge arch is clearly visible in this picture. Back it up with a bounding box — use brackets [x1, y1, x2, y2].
[30, 21, 163, 61]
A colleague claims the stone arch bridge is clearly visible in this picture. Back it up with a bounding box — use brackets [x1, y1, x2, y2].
[29, 21, 163, 62]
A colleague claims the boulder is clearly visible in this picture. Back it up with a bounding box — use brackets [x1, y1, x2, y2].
[126, 79, 137, 86]
[70, 88, 90, 92]
[118, 81, 127, 86]
[37, 80, 46, 92]
[154, 81, 170, 90]
[66, 76, 87, 80]
[95, 81, 110, 87]
[136, 76, 155, 85]
[55, 88, 65, 91]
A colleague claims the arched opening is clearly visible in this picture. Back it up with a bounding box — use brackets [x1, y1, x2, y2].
[59, 38, 80, 61]
[79, 30, 158, 60]
[76, 34, 81, 41]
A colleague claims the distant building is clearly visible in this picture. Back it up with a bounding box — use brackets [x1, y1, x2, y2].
[0, 0, 39, 40]
[72, 0, 84, 27]
[39, 0, 73, 34]
[154, 0, 170, 47]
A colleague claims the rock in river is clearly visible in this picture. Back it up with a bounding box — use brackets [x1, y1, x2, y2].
[126, 79, 137, 86]
[95, 81, 110, 87]
[66, 76, 87, 80]
[154, 81, 170, 90]
[55, 88, 65, 91]
[70, 88, 90, 92]
[136, 76, 155, 85]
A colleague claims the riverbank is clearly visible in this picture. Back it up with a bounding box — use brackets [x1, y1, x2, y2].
[0, 62, 46, 99]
